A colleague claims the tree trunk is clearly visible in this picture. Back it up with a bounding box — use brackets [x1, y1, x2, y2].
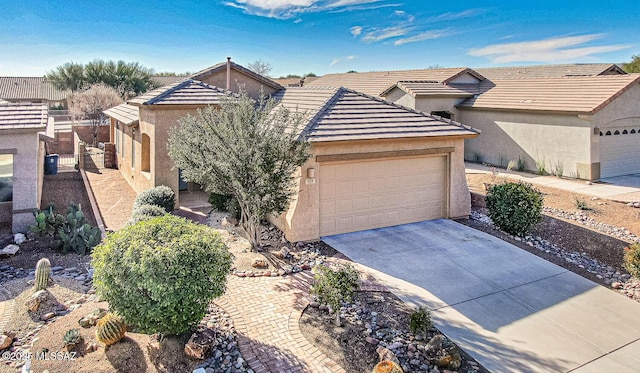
[240, 208, 261, 251]
[334, 312, 342, 327]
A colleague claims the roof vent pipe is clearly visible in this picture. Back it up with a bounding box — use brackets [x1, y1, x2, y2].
[226, 57, 231, 91]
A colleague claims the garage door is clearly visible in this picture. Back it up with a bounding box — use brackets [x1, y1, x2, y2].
[600, 128, 640, 178]
[319, 155, 447, 236]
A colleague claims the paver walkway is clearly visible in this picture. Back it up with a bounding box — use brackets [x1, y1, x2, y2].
[466, 162, 640, 202]
[83, 168, 137, 230]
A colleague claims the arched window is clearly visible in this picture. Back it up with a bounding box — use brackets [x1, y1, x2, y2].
[605, 131, 612, 135]
[633, 129, 638, 134]
[142, 133, 151, 173]
[623, 130, 628, 134]
[614, 130, 620, 135]
[599, 131, 603, 136]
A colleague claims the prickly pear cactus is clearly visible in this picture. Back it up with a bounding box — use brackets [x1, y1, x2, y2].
[95, 313, 126, 346]
[34, 258, 51, 291]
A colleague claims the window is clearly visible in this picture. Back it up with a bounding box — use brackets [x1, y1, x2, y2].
[131, 129, 136, 169]
[141, 133, 150, 173]
[0, 154, 13, 202]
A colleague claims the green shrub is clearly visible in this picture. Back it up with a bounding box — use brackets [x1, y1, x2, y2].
[129, 204, 167, 225]
[624, 243, 640, 279]
[133, 185, 175, 213]
[209, 193, 232, 211]
[91, 215, 233, 335]
[486, 182, 544, 237]
[574, 197, 591, 211]
[409, 306, 432, 337]
[311, 264, 360, 326]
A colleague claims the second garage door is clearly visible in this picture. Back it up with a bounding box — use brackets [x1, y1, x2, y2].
[600, 129, 640, 178]
[319, 155, 447, 236]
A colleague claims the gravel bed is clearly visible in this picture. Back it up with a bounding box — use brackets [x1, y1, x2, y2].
[542, 206, 640, 243]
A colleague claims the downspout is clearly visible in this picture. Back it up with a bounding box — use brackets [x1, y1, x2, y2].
[226, 57, 231, 91]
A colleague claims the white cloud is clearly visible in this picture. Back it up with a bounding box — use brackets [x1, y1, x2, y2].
[469, 34, 630, 63]
[294, 18, 303, 23]
[223, 0, 385, 18]
[394, 30, 449, 46]
[361, 26, 410, 42]
[350, 26, 363, 36]
[330, 55, 356, 66]
[435, 9, 483, 21]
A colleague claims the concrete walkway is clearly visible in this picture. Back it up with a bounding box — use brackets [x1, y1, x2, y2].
[323, 219, 640, 373]
[466, 162, 640, 203]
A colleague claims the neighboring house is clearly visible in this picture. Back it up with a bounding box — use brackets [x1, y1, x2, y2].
[104, 59, 283, 205]
[0, 77, 69, 108]
[270, 87, 479, 241]
[0, 102, 54, 232]
[308, 63, 640, 180]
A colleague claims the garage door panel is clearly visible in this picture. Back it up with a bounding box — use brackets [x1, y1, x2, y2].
[320, 155, 447, 236]
[600, 131, 640, 178]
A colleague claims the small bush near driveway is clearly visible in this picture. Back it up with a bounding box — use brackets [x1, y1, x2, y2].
[486, 181, 543, 237]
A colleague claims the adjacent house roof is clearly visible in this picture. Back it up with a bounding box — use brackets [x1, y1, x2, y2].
[457, 74, 640, 114]
[380, 81, 478, 98]
[272, 87, 479, 142]
[151, 75, 188, 86]
[103, 103, 139, 125]
[306, 68, 485, 97]
[0, 102, 48, 130]
[128, 79, 228, 106]
[475, 63, 625, 80]
[190, 60, 284, 91]
[0, 77, 69, 101]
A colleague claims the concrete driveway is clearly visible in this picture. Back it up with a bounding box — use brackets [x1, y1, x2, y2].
[323, 219, 640, 373]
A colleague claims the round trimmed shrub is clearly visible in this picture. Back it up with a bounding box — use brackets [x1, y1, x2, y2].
[129, 204, 167, 225]
[624, 243, 640, 279]
[91, 215, 233, 335]
[485, 181, 543, 237]
[133, 185, 176, 213]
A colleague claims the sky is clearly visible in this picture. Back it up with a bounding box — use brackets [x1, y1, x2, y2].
[0, 0, 638, 78]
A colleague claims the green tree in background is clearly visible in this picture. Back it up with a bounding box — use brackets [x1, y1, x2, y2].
[622, 55, 640, 73]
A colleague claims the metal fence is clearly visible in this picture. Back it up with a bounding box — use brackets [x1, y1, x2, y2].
[57, 154, 78, 172]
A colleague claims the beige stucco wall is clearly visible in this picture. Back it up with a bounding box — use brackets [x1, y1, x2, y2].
[198, 68, 279, 98]
[0, 129, 46, 232]
[382, 89, 467, 120]
[272, 136, 472, 242]
[458, 109, 594, 179]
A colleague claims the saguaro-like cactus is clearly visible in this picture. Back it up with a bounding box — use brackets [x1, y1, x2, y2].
[34, 258, 51, 291]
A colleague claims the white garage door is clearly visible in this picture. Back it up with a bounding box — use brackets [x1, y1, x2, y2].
[319, 155, 447, 236]
[600, 128, 640, 178]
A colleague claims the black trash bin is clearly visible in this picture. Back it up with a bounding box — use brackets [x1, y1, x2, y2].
[44, 154, 59, 175]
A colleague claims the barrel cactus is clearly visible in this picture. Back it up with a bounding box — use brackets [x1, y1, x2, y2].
[372, 361, 404, 373]
[34, 258, 51, 291]
[95, 313, 126, 346]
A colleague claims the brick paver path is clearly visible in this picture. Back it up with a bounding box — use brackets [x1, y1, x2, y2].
[84, 168, 137, 231]
[216, 272, 347, 373]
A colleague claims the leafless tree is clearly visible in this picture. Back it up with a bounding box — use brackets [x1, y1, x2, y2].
[247, 59, 272, 77]
[69, 84, 122, 147]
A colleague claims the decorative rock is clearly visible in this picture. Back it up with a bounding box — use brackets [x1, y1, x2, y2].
[26, 290, 48, 312]
[185, 329, 217, 360]
[1, 244, 19, 256]
[426, 334, 444, 353]
[0, 335, 12, 349]
[192, 368, 207, 373]
[13, 233, 26, 245]
[221, 217, 238, 227]
[40, 312, 56, 321]
[366, 336, 379, 345]
[387, 341, 403, 350]
[251, 258, 268, 269]
[376, 346, 400, 365]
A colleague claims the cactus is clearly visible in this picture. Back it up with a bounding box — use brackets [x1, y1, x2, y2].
[63, 328, 83, 349]
[34, 258, 51, 291]
[95, 313, 126, 346]
[58, 203, 101, 255]
[30, 205, 66, 236]
[372, 361, 403, 373]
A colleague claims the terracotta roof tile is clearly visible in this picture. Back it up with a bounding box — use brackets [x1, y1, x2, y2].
[128, 79, 227, 106]
[103, 103, 139, 125]
[0, 77, 69, 101]
[457, 74, 640, 114]
[474, 63, 625, 80]
[191, 61, 283, 91]
[273, 87, 479, 142]
[0, 102, 48, 129]
[307, 68, 484, 96]
[381, 81, 477, 97]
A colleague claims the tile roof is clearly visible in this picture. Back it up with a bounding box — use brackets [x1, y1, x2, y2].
[103, 103, 139, 125]
[272, 87, 479, 142]
[151, 75, 188, 87]
[0, 77, 69, 101]
[127, 79, 228, 106]
[0, 102, 48, 130]
[457, 74, 640, 114]
[306, 68, 484, 96]
[190, 60, 284, 91]
[474, 63, 625, 80]
[380, 81, 477, 98]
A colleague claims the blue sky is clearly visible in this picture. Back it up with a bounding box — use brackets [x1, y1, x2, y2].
[0, 0, 638, 77]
